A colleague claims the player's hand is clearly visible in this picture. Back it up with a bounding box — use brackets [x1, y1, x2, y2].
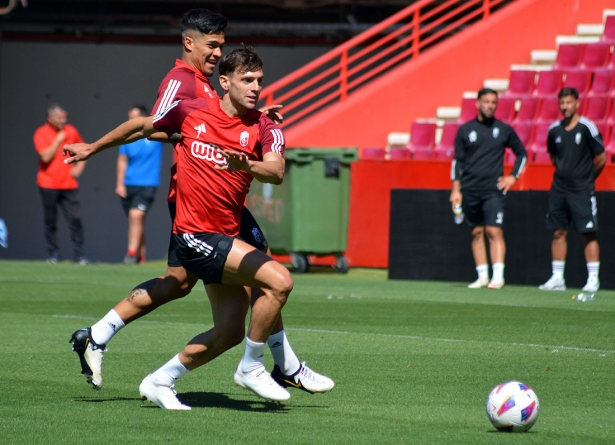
[497, 175, 516, 194]
[259, 104, 284, 124]
[63, 143, 95, 164]
[215, 149, 250, 173]
[115, 184, 127, 198]
[449, 190, 462, 211]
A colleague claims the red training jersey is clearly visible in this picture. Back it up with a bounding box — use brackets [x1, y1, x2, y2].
[151, 59, 219, 203]
[33, 123, 84, 189]
[152, 99, 285, 236]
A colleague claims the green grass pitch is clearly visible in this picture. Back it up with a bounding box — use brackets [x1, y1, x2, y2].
[0, 260, 613, 444]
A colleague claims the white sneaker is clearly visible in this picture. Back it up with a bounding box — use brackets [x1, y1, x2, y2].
[69, 328, 105, 390]
[139, 375, 191, 410]
[233, 366, 291, 401]
[487, 278, 505, 289]
[582, 277, 600, 293]
[468, 277, 489, 288]
[538, 276, 566, 291]
[271, 362, 334, 394]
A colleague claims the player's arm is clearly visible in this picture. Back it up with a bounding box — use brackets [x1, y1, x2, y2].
[36, 130, 65, 164]
[116, 153, 128, 197]
[449, 129, 464, 209]
[498, 129, 526, 193]
[546, 129, 557, 168]
[63, 117, 157, 164]
[594, 151, 607, 178]
[216, 150, 285, 184]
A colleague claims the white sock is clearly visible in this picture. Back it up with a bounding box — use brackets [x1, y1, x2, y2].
[552, 260, 565, 280]
[492, 263, 505, 281]
[240, 337, 265, 374]
[587, 262, 600, 281]
[149, 354, 190, 387]
[91, 309, 125, 345]
[476, 264, 489, 280]
[267, 330, 301, 375]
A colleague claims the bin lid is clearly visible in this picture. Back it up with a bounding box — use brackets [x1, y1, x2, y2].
[285, 147, 358, 164]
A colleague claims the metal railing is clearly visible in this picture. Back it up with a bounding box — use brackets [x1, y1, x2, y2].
[260, 0, 512, 128]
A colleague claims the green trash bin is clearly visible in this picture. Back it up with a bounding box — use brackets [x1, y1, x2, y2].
[247, 147, 358, 273]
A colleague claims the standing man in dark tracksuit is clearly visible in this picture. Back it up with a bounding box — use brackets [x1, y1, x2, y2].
[449, 88, 527, 289]
[538, 87, 606, 293]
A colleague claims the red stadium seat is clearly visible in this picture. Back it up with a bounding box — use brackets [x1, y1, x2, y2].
[512, 96, 540, 123]
[601, 15, 615, 43]
[553, 44, 586, 70]
[533, 70, 564, 97]
[457, 97, 477, 123]
[533, 151, 552, 163]
[388, 147, 411, 160]
[511, 121, 534, 147]
[494, 96, 516, 122]
[583, 95, 611, 123]
[588, 68, 615, 96]
[406, 121, 436, 156]
[580, 42, 612, 69]
[607, 100, 615, 127]
[502, 69, 536, 98]
[536, 97, 561, 123]
[529, 121, 554, 154]
[434, 121, 460, 160]
[411, 147, 435, 160]
[361, 147, 386, 159]
[562, 69, 592, 95]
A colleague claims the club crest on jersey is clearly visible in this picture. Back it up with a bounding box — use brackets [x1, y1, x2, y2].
[469, 130, 477, 143]
[492, 127, 500, 139]
[575, 132, 582, 144]
[240, 131, 250, 147]
[555, 136, 562, 144]
[191, 141, 227, 165]
[194, 123, 207, 139]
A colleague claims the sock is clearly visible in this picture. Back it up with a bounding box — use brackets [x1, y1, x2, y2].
[476, 264, 489, 280]
[552, 260, 565, 280]
[91, 309, 125, 345]
[492, 263, 505, 281]
[240, 337, 265, 374]
[267, 330, 301, 375]
[587, 261, 600, 281]
[149, 354, 190, 387]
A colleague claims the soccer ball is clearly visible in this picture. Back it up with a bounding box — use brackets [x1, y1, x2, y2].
[485, 381, 539, 432]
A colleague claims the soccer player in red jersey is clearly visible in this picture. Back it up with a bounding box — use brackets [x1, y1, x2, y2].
[68, 9, 329, 399]
[64, 46, 334, 409]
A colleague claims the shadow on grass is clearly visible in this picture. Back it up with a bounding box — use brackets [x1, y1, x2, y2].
[72, 392, 327, 412]
[180, 391, 301, 412]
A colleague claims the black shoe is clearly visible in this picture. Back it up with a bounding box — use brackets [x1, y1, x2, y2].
[69, 328, 105, 390]
[46, 253, 60, 264]
[123, 254, 138, 264]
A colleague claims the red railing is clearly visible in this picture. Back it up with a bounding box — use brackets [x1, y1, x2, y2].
[260, 0, 511, 128]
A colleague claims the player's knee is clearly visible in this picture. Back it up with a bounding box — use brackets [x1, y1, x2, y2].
[270, 268, 294, 302]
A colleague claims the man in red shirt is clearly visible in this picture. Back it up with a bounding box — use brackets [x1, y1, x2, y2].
[33, 104, 88, 264]
[66, 45, 334, 408]
[69, 9, 329, 399]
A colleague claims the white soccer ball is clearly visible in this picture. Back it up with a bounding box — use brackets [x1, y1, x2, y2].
[486, 381, 540, 432]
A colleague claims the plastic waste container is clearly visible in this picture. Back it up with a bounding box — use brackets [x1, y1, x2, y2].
[247, 147, 358, 273]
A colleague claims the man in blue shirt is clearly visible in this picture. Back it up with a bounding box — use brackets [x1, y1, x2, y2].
[116, 105, 164, 263]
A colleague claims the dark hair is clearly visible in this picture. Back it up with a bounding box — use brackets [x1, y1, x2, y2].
[47, 103, 65, 115]
[130, 105, 148, 117]
[477, 88, 498, 99]
[558, 87, 579, 99]
[218, 45, 263, 77]
[181, 9, 227, 37]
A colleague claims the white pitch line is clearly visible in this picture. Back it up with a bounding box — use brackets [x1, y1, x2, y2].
[53, 314, 614, 355]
